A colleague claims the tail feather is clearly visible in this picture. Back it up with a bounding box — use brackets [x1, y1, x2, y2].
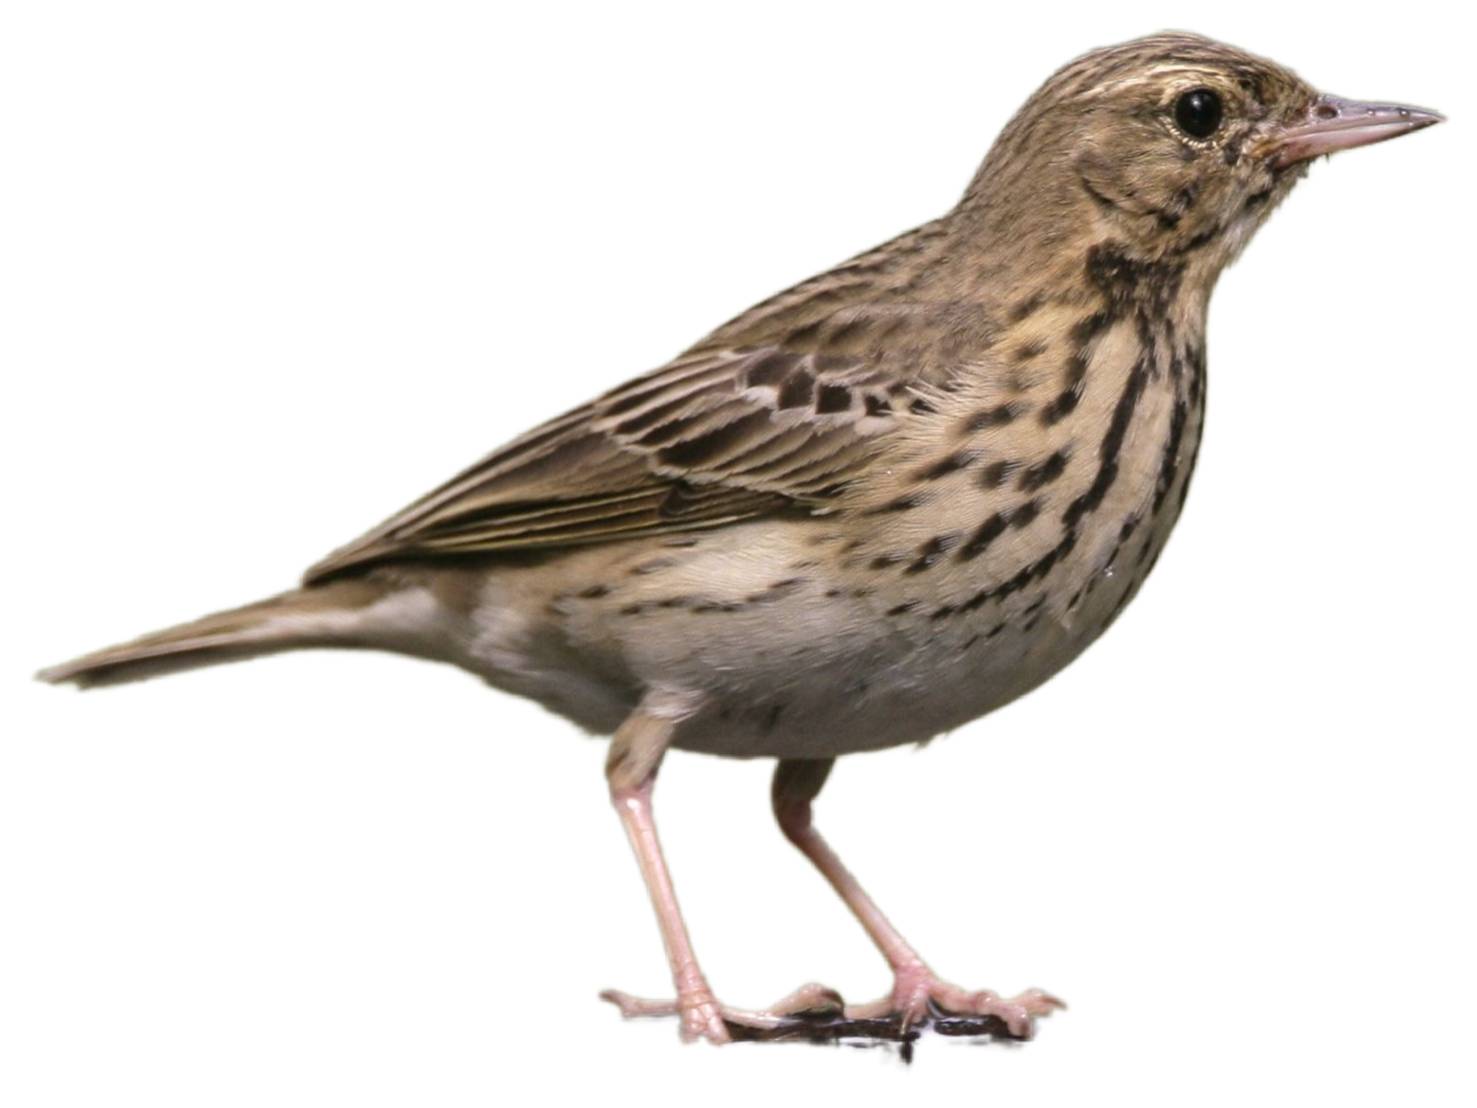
[38, 578, 391, 688]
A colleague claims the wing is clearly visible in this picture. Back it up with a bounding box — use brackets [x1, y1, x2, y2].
[304, 340, 929, 582]
[303, 223, 978, 582]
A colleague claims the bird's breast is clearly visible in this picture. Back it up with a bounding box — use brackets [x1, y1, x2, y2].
[774, 302, 1211, 750]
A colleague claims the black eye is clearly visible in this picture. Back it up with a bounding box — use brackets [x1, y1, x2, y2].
[1173, 88, 1223, 139]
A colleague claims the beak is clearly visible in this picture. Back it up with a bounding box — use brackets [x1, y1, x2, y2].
[1263, 95, 1443, 168]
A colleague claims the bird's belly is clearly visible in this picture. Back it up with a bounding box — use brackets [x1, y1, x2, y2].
[663, 546, 1163, 759]
[441, 515, 1177, 759]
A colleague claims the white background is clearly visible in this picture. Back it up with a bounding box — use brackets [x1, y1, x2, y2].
[2, 2, 1472, 1105]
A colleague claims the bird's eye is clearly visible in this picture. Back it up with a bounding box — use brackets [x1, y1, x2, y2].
[1173, 88, 1224, 139]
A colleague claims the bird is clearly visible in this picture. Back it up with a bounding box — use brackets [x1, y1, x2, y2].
[40, 32, 1441, 1049]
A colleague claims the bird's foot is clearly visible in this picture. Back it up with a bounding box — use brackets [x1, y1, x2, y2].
[601, 982, 848, 1045]
[849, 963, 1065, 1040]
[602, 971, 1062, 1050]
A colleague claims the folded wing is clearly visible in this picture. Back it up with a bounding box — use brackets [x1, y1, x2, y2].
[303, 342, 920, 582]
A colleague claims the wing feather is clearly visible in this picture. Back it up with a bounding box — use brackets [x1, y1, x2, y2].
[303, 223, 985, 582]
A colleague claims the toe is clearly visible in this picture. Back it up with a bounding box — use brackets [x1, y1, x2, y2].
[682, 1000, 732, 1045]
[964, 992, 1032, 1038]
[1017, 986, 1067, 1013]
[984, 989, 1065, 1037]
[600, 988, 678, 1019]
[767, 982, 846, 1019]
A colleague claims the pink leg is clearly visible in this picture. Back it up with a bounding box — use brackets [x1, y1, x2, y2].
[772, 758, 1063, 1037]
[605, 775, 734, 1043]
[597, 705, 732, 1044]
[599, 703, 850, 1043]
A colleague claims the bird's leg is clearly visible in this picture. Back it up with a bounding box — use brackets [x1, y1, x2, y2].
[599, 703, 856, 1043]
[771, 758, 1063, 1038]
[598, 703, 733, 1044]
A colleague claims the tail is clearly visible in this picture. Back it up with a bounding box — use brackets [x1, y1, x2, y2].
[37, 577, 395, 689]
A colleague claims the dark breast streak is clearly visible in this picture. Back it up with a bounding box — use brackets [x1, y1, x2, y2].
[1037, 260, 1207, 639]
[1079, 323, 1206, 638]
[863, 240, 1207, 645]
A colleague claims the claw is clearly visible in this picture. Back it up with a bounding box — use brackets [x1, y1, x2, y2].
[1021, 988, 1067, 1014]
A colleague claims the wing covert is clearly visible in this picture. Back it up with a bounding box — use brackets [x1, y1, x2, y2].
[302, 343, 912, 582]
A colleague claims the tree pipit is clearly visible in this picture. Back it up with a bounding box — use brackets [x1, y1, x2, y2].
[41, 32, 1441, 1050]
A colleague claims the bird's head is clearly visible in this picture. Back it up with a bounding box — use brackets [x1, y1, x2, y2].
[961, 32, 1441, 289]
